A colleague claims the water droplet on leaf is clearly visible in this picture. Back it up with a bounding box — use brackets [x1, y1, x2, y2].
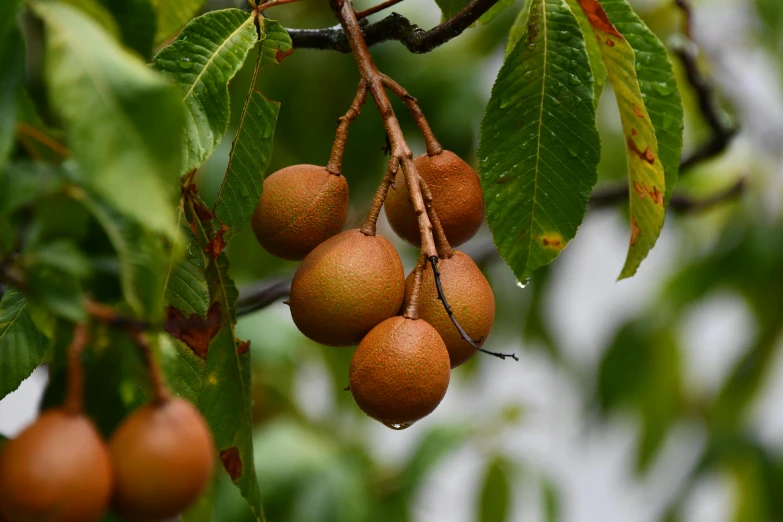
[179, 58, 194, 70]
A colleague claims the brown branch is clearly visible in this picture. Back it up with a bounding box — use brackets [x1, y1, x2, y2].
[381, 74, 443, 156]
[360, 155, 398, 235]
[327, 80, 369, 175]
[589, 176, 746, 211]
[330, 0, 437, 258]
[288, 0, 501, 53]
[356, 0, 407, 19]
[62, 324, 89, 415]
[15, 122, 70, 158]
[257, 0, 302, 14]
[236, 276, 292, 316]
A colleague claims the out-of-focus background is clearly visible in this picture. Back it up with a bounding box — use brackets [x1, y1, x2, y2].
[3, 0, 783, 520]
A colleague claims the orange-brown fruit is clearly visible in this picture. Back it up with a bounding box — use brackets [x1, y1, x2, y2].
[0, 409, 113, 522]
[109, 398, 214, 521]
[385, 150, 483, 247]
[405, 251, 495, 368]
[289, 229, 405, 346]
[251, 164, 349, 260]
[350, 316, 451, 427]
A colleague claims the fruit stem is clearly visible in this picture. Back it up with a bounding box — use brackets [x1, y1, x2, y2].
[361, 155, 398, 236]
[419, 177, 454, 259]
[327, 80, 369, 175]
[329, 0, 438, 259]
[428, 256, 519, 362]
[403, 255, 426, 319]
[132, 331, 171, 405]
[63, 324, 89, 415]
[380, 74, 443, 157]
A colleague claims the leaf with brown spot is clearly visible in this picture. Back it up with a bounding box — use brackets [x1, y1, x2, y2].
[237, 339, 250, 355]
[164, 302, 222, 359]
[220, 447, 243, 481]
[204, 223, 229, 259]
[574, 0, 667, 279]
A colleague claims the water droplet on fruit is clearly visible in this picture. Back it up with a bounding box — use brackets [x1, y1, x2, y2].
[384, 421, 414, 430]
[516, 278, 531, 289]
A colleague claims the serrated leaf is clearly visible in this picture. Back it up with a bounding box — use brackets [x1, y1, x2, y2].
[564, 0, 606, 102]
[574, 0, 666, 278]
[34, 1, 185, 237]
[159, 332, 205, 404]
[599, 0, 683, 202]
[153, 9, 257, 175]
[505, 6, 528, 56]
[0, 289, 50, 401]
[73, 187, 168, 319]
[164, 219, 210, 317]
[100, 0, 157, 59]
[478, 457, 512, 522]
[0, 25, 24, 167]
[214, 19, 290, 242]
[479, 0, 601, 281]
[150, 0, 205, 45]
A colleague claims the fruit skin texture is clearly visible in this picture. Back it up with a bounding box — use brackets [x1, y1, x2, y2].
[109, 398, 214, 521]
[405, 251, 495, 368]
[251, 164, 349, 260]
[385, 151, 483, 247]
[0, 409, 113, 522]
[350, 316, 451, 425]
[289, 229, 405, 346]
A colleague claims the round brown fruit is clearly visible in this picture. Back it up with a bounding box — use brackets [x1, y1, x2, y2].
[350, 316, 451, 427]
[385, 150, 483, 247]
[109, 398, 214, 521]
[406, 251, 495, 368]
[251, 164, 349, 260]
[0, 409, 113, 522]
[289, 229, 405, 347]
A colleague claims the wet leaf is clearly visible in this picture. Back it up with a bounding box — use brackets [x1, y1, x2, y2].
[164, 219, 210, 318]
[564, 0, 607, 102]
[153, 9, 257, 175]
[574, 0, 667, 278]
[600, 0, 683, 203]
[0, 289, 50, 401]
[213, 19, 290, 243]
[33, 0, 184, 237]
[479, 0, 601, 281]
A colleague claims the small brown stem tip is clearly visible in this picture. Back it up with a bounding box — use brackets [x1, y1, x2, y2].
[63, 324, 90, 415]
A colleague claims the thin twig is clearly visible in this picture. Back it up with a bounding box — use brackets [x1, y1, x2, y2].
[257, 0, 302, 14]
[381, 74, 443, 156]
[62, 324, 89, 415]
[674, 0, 693, 40]
[360, 155, 399, 236]
[330, 0, 437, 259]
[289, 0, 501, 53]
[15, 122, 70, 158]
[83, 299, 157, 332]
[327, 80, 369, 175]
[429, 256, 518, 361]
[356, 0, 407, 19]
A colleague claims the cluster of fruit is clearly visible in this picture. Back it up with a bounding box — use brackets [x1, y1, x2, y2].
[252, 149, 494, 429]
[0, 330, 214, 522]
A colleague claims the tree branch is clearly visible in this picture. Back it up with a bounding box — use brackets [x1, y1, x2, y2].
[287, 0, 501, 53]
[236, 276, 292, 317]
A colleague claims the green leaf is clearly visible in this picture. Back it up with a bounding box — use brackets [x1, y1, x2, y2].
[435, 0, 471, 18]
[599, 0, 683, 203]
[573, 0, 666, 278]
[505, 5, 528, 56]
[0, 25, 24, 167]
[214, 19, 291, 242]
[0, 162, 63, 216]
[160, 332, 205, 405]
[480, 0, 516, 24]
[34, 1, 185, 237]
[479, 0, 601, 281]
[0, 289, 50, 401]
[61, 0, 121, 37]
[478, 457, 512, 522]
[563, 0, 606, 102]
[22, 240, 91, 279]
[100, 0, 157, 59]
[153, 9, 257, 175]
[73, 186, 168, 319]
[542, 478, 561, 522]
[164, 219, 210, 317]
[150, 0, 205, 45]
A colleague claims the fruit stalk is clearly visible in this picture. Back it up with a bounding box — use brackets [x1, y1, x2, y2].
[381, 74, 443, 157]
[63, 324, 89, 415]
[419, 177, 454, 259]
[131, 331, 171, 405]
[403, 255, 426, 320]
[326, 80, 369, 175]
[360, 155, 398, 236]
[329, 0, 437, 259]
